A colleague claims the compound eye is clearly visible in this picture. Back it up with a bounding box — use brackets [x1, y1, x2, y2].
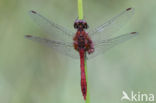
[74, 22, 78, 29]
[84, 23, 88, 29]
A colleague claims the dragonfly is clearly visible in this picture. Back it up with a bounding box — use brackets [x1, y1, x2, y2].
[25, 8, 138, 100]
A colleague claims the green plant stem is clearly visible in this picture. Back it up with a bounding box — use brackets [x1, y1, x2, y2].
[85, 53, 90, 103]
[78, 0, 83, 20]
[78, 0, 90, 102]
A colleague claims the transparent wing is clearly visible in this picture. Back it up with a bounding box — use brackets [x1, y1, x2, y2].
[87, 32, 138, 59]
[89, 8, 135, 42]
[29, 10, 74, 42]
[25, 35, 79, 59]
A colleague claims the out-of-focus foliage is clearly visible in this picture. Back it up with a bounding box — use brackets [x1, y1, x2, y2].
[0, 0, 156, 103]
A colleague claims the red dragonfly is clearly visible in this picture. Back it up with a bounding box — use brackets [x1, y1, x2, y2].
[25, 8, 137, 100]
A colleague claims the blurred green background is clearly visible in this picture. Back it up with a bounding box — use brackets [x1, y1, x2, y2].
[0, 0, 156, 103]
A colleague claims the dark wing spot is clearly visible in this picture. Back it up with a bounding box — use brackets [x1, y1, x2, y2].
[25, 35, 32, 38]
[31, 10, 37, 14]
[131, 32, 137, 34]
[126, 8, 132, 11]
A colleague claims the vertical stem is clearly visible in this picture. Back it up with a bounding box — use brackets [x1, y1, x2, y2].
[85, 53, 90, 103]
[78, 0, 90, 102]
[78, 0, 83, 20]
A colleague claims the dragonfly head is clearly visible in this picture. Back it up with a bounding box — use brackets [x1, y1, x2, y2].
[74, 20, 88, 30]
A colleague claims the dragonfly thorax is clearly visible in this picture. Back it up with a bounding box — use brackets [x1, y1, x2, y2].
[77, 35, 85, 49]
[73, 30, 94, 54]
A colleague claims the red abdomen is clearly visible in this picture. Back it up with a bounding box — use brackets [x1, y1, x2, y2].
[79, 50, 87, 100]
[73, 28, 94, 100]
[81, 74, 87, 100]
